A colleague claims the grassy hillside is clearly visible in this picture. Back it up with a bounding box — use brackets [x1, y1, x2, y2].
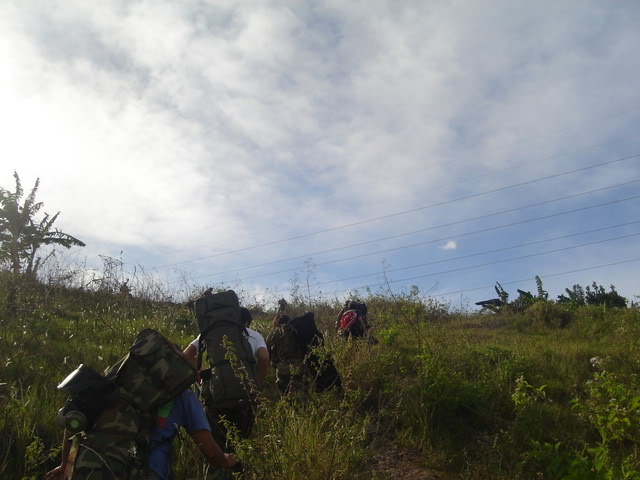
[0, 274, 638, 479]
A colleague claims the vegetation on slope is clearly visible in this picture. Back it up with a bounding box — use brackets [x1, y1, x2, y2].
[0, 273, 638, 479]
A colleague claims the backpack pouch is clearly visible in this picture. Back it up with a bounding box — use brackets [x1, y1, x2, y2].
[112, 329, 196, 411]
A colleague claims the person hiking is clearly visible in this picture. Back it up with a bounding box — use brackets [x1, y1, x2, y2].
[184, 307, 269, 388]
[45, 389, 237, 480]
[184, 290, 259, 480]
[336, 299, 372, 340]
[266, 311, 307, 395]
[266, 299, 341, 395]
[45, 329, 238, 480]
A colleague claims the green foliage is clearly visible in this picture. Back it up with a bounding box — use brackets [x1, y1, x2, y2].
[536, 275, 548, 300]
[0, 171, 85, 277]
[559, 282, 627, 309]
[495, 281, 509, 305]
[527, 301, 574, 328]
[571, 359, 640, 479]
[558, 284, 587, 307]
[584, 282, 627, 309]
[0, 279, 639, 479]
[235, 398, 371, 480]
[482, 278, 550, 314]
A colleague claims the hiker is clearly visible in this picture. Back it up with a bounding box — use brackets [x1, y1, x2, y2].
[45, 389, 237, 480]
[45, 330, 237, 480]
[336, 299, 370, 339]
[184, 307, 269, 388]
[184, 290, 259, 480]
[267, 299, 341, 395]
[267, 312, 307, 395]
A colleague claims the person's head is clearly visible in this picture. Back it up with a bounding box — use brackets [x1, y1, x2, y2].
[240, 307, 253, 327]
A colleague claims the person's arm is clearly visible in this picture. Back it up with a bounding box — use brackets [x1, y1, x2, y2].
[255, 347, 269, 388]
[183, 342, 198, 370]
[190, 430, 238, 468]
[45, 429, 72, 480]
[266, 330, 280, 367]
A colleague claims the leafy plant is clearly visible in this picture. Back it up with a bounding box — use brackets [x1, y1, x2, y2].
[571, 359, 640, 479]
[0, 171, 85, 277]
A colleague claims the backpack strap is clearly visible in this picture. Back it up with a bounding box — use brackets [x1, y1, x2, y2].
[196, 334, 206, 383]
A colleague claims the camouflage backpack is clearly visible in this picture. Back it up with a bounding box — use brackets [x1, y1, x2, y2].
[191, 289, 257, 410]
[266, 315, 305, 366]
[57, 329, 196, 480]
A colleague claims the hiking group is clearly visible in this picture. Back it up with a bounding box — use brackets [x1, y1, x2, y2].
[46, 290, 373, 480]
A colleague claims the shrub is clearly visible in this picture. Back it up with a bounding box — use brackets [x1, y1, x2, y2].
[527, 302, 574, 328]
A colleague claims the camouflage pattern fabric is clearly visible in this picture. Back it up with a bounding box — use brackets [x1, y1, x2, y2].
[63, 329, 196, 479]
[69, 401, 153, 480]
[106, 329, 196, 411]
[266, 324, 307, 394]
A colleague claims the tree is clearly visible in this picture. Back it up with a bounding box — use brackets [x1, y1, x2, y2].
[0, 171, 85, 276]
[557, 284, 586, 306]
[557, 282, 626, 308]
[584, 282, 627, 308]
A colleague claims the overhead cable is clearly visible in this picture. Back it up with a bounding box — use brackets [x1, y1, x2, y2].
[322, 231, 640, 296]
[154, 153, 640, 269]
[309, 219, 640, 288]
[209, 194, 640, 284]
[430, 257, 640, 299]
[200, 179, 640, 278]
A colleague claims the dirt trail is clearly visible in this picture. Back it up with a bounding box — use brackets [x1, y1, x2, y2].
[371, 444, 454, 479]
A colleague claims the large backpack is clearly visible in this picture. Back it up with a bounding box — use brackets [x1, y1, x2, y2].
[290, 312, 323, 356]
[58, 329, 196, 480]
[337, 309, 364, 336]
[347, 300, 368, 317]
[192, 289, 257, 410]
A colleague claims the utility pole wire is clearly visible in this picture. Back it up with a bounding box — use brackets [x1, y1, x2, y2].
[431, 257, 640, 299]
[154, 153, 640, 270]
[198, 179, 640, 279]
[206, 194, 640, 285]
[309, 219, 640, 288]
[322, 230, 640, 296]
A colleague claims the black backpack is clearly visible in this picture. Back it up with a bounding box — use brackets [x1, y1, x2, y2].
[290, 312, 323, 356]
[192, 289, 257, 409]
[348, 300, 368, 317]
[291, 312, 342, 392]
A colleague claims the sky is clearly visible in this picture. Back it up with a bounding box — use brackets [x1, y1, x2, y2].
[1, 0, 639, 307]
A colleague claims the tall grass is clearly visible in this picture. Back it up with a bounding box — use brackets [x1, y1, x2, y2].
[0, 274, 638, 479]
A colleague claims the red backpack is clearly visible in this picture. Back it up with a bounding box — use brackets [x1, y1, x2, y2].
[337, 310, 360, 335]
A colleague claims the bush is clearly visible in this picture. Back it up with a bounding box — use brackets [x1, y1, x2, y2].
[527, 302, 574, 328]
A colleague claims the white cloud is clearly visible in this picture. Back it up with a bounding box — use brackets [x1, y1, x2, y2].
[441, 240, 457, 251]
[1, 0, 639, 294]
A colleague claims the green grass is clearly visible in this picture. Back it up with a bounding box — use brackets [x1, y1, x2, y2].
[0, 276, 638, 479]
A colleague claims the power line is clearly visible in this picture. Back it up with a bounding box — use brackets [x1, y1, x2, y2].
[321, 231, 640, 296]
[154, 152, 640, 269]
[309, 219, 640, 288]
[200, 179, 640, 278]
[429, 257, 640, 300]
[208, 194, 640, 284]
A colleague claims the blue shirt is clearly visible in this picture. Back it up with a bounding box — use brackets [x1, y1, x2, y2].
[147, 390, 211, 480]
